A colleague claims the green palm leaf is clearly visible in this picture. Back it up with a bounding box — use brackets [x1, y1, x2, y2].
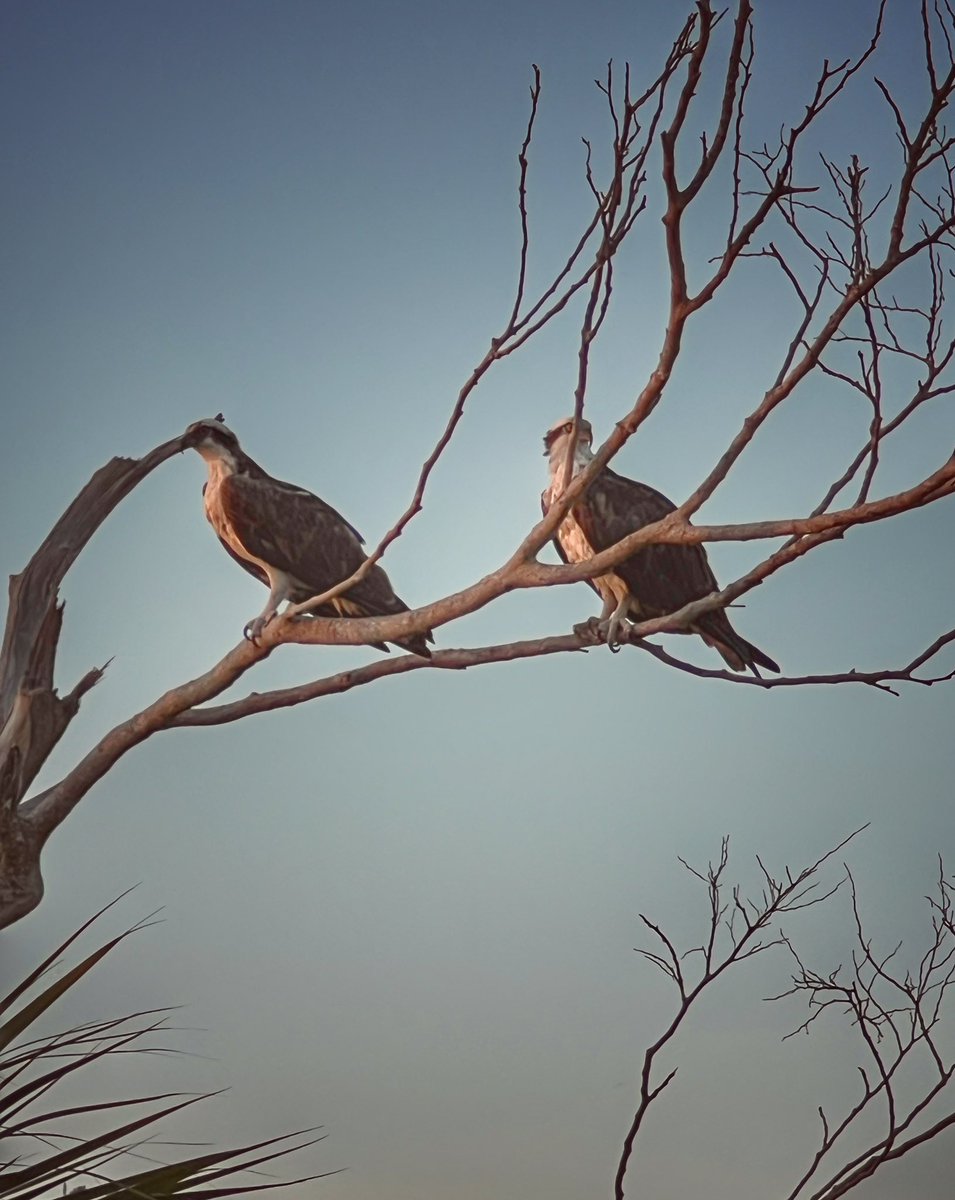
[0, 901, 327, 1199]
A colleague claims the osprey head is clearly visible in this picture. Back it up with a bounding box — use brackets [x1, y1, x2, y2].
[182, 415, 242, 465]
[543, 415, 593, 457]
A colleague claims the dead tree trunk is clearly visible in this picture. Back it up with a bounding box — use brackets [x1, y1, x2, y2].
[0, 437, 185, 926]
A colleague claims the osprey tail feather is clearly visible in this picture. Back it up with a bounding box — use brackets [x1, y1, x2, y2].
[701, 626, 780, 675]
[393, 632, 434, 658]
[303, 594, 433, 658]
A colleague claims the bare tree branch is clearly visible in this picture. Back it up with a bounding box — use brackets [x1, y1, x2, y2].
[614, 833, 955, 1198]
[4, 2, 955, 949]
[616, 831, 865, 1200]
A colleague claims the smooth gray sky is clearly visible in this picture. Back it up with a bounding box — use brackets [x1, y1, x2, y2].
[3, 2, 955, 1197]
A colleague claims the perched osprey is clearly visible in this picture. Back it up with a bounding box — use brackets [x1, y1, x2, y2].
[542, 417, 779, 674]
[183, 416, 433, 656]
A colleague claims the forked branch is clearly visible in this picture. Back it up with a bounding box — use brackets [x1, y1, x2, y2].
[617, 832, 863, 1200]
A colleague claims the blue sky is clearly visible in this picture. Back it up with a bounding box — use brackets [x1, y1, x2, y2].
[3, 2, 954, 1197]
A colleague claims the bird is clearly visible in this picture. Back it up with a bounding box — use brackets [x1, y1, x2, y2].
[182, 415, 433, 656]
[541, 416, 779, 674]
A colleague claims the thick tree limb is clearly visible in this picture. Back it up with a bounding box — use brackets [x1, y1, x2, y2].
[0, 434, 187, 923]
[169, 636, 586, 727]
[0, 436, 185, 731]
[21, 637, 271, 842]
[169, 623, 955, 733]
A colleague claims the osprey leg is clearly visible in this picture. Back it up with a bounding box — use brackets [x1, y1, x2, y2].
[243, 573, 290, 643]
[602, 594, 631, 654]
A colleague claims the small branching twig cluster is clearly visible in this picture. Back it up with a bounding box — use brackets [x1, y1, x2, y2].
[617, 830, 861, 1199]
[771, 864, 955, 1199]
[617, 834, 955, 1200]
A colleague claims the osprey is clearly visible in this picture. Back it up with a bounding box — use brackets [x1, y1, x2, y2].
[183, 416, 433, 656]
[542, 417, 779, 674]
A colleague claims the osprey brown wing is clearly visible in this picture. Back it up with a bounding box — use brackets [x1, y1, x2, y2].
[571, 470, 720, 615]
[218, 473, 368, 592]
[572, 470, 779, 673]
[217, 472, 433, 654]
